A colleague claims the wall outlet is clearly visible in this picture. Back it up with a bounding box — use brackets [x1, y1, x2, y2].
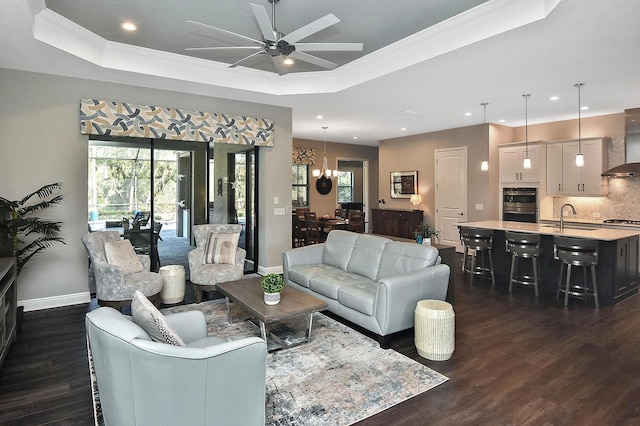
[274, 207, 286, 216]
[475, 204, 484, 211]
[274, 196, 279, 205]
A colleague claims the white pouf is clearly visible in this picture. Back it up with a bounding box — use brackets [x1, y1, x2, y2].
[414, 299, 455, 361]
[159, 265, 186, 304]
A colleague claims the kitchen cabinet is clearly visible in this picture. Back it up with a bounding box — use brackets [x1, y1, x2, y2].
[546, 138, 607, 196]
[0, 257, 17, 371]
[371, 209, 423, 239]
[499, 143, 541, 184]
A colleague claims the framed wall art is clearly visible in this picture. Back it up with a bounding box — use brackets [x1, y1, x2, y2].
[390, 170, 418, 199]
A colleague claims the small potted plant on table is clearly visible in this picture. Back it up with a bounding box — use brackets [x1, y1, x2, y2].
[261, 273, 284, 305]
[414, 222, 439, 245]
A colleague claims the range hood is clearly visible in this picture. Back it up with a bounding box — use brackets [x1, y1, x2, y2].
[602, 108, 640, 177]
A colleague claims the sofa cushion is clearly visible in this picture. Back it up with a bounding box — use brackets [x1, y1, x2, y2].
[104, 239, 144, 275]
[337, 283, 377, 316]
[322, 230, 359, 271]
[377, 242, 440, 279]
[131, 291, 186, 346]
[309, 272, 375, 300]
[203, 231, 239, 265]
[346, 234, 390, 281]
[287, 264, 343, 288]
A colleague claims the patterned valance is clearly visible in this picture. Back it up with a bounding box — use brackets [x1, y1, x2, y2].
[292, 147, 316, 165]
[80, 99, 274, 146]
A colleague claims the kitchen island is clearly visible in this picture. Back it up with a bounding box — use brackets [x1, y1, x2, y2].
[458, 220, 640, 305]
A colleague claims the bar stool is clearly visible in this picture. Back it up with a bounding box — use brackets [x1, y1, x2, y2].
[459, 227, 495, 286]
[553, 236, 599, 308]
[505, 231, 540, 296]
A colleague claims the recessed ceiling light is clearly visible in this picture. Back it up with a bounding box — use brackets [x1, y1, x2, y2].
[283, 58, 294, 65]
[581, 106, 590, 110]
[400, 127, 407, 131]
[465, 112, 472, 116]
[121, 22, 137, 31]
[549, 96, 559, 101]
[353, 136, 358, 140]
[499, 119, 506, 123]
[399, 109, 418, 115]
[316, 115, 324, 119]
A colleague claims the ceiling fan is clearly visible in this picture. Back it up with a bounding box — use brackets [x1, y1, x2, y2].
[186, 0, 363, 75]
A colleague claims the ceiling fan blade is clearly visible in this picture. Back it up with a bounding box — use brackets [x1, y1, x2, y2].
[249, 3, 276, 42]
[294, 42, 363, 52]
[229, 50, 266, 68]
[186, 46, 263, 51]
[289, 51, 337, 70]
[271, 56, 289, 76]
[281, 14, 340, 45]
[186, 20, 263, 46]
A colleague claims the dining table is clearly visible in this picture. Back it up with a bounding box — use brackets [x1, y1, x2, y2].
[318, 217, 349, 233]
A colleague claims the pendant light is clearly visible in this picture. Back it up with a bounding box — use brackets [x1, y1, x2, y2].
[575, 83, 585, 167]
[480, 102, 489, 171]
[312, 126, 335, 179]
[522, 94, 532, 169]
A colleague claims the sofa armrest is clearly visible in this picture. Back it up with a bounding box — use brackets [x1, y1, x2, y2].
[282, 244, 326, 282]
[165, 311, 208, 344]
[234, 247, 247, 268]
[93, 261, 125, 290]
[188, 247, 204, 271]
[375, 264, 451, 335]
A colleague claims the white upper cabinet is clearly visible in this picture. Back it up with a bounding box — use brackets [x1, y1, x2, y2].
[546, 138, 607, 196]
[499, 144, 541, 184]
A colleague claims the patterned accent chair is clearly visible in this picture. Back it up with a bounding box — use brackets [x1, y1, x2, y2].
[189, 224, 246, 303]
[81, 231, 164, 309]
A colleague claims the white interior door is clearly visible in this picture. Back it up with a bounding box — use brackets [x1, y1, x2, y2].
[435, 147, 467, 252]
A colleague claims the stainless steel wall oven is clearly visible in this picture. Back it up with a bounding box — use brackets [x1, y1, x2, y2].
[503, 187, 537, 223]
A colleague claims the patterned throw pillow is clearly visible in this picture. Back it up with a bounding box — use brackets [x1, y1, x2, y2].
[203, 232, 240, 265]
[103, 239, 144, 275]
[131, 291, 186, 346]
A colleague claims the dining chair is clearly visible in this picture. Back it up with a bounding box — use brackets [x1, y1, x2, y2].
[304, 212, 324, 244]
[347, 210, 365, 233]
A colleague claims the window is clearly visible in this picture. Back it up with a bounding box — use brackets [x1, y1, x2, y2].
[292, 164, 309, 207]
[337, 171, 354, 203]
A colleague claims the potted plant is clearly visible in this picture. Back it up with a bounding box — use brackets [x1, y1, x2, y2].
[414, 222, 439, 245]
[0, 183, 66, 275]
[261, 273, 284, 305]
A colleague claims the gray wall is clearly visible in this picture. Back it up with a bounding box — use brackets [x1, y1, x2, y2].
[0, 68, 292, 309]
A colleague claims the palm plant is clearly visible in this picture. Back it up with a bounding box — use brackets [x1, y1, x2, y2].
[0, 183, 66, 275]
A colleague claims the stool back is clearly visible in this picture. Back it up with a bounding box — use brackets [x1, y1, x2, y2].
[505, 231, 540, 257]
[553, 236, 598, 266]
[459, 227, 493, 250]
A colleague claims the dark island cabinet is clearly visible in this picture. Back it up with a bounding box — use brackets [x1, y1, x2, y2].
[610, 237, 639, 302]
[371, 209, 423, 240]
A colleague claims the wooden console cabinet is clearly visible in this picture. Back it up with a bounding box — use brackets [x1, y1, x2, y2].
[0, 257, 17, 370]
[371, 209, 423, 239]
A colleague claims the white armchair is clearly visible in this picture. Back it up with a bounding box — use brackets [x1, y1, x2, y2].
[189, 224, 246, 303]
[82, 231, 163, 309]
[86, 307, 266, 425]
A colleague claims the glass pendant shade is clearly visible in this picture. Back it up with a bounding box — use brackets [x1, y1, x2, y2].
[481, 102, 489, 172]
[522, 94, 532, 170]
[523, 157, 532, 169]
[481, 160, 489, 171]
[575, 83, 585, 168]
[575, 153, 584, 167]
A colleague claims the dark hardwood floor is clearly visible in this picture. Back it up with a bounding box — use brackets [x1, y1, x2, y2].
[2, 254, 640, 425]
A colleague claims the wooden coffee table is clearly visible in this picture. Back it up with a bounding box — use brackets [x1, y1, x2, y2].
[215, 277, 328, 350]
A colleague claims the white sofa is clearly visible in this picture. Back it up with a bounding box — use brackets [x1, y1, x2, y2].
[282, 230, 450, 347]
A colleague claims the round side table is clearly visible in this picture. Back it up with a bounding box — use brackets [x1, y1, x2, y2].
[414, 299, 455, 361]
[159, 265, 186, 304]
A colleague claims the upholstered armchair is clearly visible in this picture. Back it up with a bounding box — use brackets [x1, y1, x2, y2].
[188, 224, 246, 303]
[81, 231, 164, 309]
[86, 306, 266, 426]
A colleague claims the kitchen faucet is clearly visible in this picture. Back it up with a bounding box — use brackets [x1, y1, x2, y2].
[560, 203, 577, 231]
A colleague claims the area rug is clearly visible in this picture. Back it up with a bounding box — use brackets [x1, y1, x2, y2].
[89, 301, 448, 425]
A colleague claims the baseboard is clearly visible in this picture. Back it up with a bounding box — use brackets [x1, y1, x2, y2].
[19, 292, 91, 312]
[258, 265, 283, 276]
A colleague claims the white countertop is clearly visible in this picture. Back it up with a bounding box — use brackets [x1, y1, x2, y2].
[458, 220, 640, 241]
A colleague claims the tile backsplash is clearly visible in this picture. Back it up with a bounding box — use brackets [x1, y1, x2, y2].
[551, 137, 640, 220]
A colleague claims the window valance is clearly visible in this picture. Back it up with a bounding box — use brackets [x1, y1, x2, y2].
[80, 99, 274, 146]
[292, 147, 316, 165]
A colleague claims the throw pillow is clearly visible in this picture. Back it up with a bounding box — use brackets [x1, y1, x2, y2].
[203, 231, 240, 265]
[131, 291, 186, 346]
[103, 239, 144, 275]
